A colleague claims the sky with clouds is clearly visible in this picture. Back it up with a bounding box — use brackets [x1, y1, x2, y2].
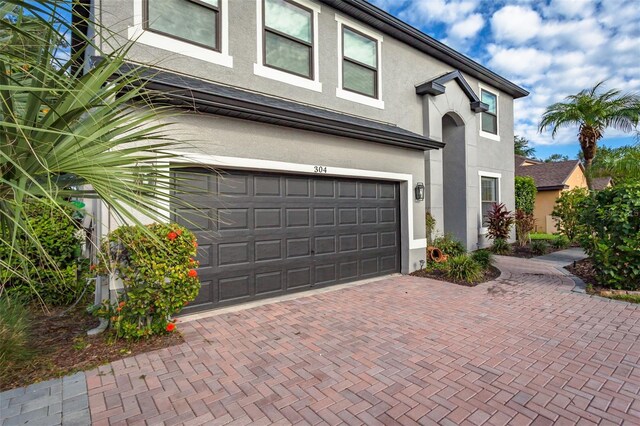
[368, 0, 640, 160]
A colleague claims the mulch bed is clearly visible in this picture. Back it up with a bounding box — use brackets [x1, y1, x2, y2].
[566, 258, 640, 303]
[566, 258, 599, 288]
[1, 305, 183, 392]
[410, 265, 501, 287]
[501, 242, 577, 259]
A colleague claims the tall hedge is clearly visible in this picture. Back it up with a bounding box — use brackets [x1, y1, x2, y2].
[2, 203, 83, 305]
[578, 183, 640, 290]
[514, 176, 537, 214]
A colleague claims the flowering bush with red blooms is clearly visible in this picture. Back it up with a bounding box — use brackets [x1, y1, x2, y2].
[93, 223, 200, 339]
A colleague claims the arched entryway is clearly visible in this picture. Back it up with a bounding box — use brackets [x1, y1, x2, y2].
[441, 112, 467, 245]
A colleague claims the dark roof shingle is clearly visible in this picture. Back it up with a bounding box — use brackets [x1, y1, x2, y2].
[515, 157, 582, 190]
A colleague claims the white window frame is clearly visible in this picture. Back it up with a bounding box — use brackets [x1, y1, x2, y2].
[128, 0, 233, 68]
[254, 0, 322, 92]
[478, 83, 500, 141]
[478, 171, 502, 234]
[335, 14, 384, 109]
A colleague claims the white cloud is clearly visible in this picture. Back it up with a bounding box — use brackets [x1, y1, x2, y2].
[543, 0, 596, 19]
[370, 0, 640, 148]
[487, 45, 552, 76]
[491, 6, 542, 43]
[402, 0, 480, 24]
[449, 13, 485, 39]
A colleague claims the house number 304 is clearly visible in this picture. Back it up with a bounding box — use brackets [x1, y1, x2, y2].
[314, 166, 327, 173]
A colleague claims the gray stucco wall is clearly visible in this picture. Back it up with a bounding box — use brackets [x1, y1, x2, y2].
[93, 0, 515, 138]
[423, 80, 516, 250]
[92, 0, 518, 252]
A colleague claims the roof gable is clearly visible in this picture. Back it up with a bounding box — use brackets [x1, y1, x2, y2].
[515, 157, 584, 190]
[415, 71, 488, 113]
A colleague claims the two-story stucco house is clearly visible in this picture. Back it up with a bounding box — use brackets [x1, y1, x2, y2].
[78, 0, 528, 313]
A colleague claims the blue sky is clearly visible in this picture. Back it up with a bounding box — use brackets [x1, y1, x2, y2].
[368, 0, 640, 160]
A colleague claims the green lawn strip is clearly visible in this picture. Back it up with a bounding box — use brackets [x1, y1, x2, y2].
[529, 233, 559, 241]
[602, 293, 640, 304]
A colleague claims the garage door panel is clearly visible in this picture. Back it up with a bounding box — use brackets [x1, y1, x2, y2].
[255, 239, 282, 262]
[314, 208, 336, 226]
[219, 175, 249, 195]
[218, 208, 249, 230]
[339, 261, 358, 279]
[360, 182, 378, 198]
[315, 264, 337, 285]
[218, 242, 250, 266]
[287, 237, 311, 258]
[255, 208, 282, 229]
[338, 208, 358, 225]
[286, 208, 311, 227]
[361, 257, 379, 276]
[338, 181, 357, 198]
[255, 271, 284, 295]
[314, 180, 335, 197]
[287, 267, 312, 289]
[254, 175, 281, 196]
[339, 234, 358, 252]
[285, 177, 310, 197]
[173, 169, 400, 313]
[361, 208, 378, 224]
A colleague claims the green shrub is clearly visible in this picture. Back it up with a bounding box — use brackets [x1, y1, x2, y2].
[93, 223, 201, 339]
[515, 176, 537, 214]
[531, 240, 548, 255]
[432, 234, 466, 257]
[0, 297, 32, 376]
[578, 183, 640, 290]
[551, 235, 570, 250]
[490, 238, 511, 255]
[471, 250, 493, 270]
[1, 202, 83, 306]
[486, 203, 514, 241]
[552, 188, 589, 241]
[445, 255, 482, 283]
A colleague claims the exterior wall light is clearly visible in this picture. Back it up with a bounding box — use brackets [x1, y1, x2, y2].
[415, 182, 425, 201]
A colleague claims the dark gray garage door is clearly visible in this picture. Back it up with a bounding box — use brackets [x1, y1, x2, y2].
[173, 169, 400, 313]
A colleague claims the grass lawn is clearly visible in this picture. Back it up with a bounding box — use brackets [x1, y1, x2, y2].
[529, 233, 559, 241]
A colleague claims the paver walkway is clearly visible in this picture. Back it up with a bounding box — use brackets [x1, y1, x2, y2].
[0, 372, 90, 426]
[532, 247, 587, 269]
[82, 255, 640, 425]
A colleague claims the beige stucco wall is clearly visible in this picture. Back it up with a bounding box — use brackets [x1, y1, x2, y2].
[533, 166, 587, 233]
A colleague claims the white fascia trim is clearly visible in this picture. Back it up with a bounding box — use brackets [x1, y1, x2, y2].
[254, 0, 322, 93]
[128, 0, 232, 68]
[169, 151, 426, 250]
[478, 82, 500, 141]
[478, 171, 502, 234]
[335, 14, 384, 109]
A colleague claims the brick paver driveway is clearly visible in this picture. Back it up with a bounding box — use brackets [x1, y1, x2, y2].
[87, 256, 640, 425]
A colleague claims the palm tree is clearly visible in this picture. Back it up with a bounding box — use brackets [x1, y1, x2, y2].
[514, 135, 536, 158]
[539, 81, 640, 189]
[1, 1, 191, 304]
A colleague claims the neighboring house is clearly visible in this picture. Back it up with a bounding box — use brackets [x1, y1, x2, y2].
[77, 0, 528, 313]
[515, 155, 588, 233]
[591, 176, 613, 190]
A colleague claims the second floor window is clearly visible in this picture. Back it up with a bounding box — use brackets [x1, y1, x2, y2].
[146, 0, 220, 51]
[263, 0, 313, 78]
[342, 27, 378, 98]
[481, 89, 498, 135]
